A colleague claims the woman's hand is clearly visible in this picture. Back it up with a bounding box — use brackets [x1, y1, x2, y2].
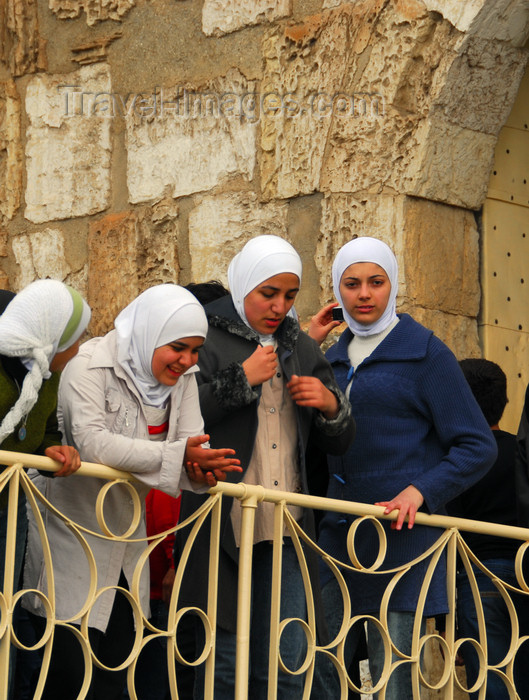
[242, 345, 278, 386]
[184, 435, 242, 486]
[375, 485, 424, 530]
[308, 302, 344, 346]
[44, 445, 81, 477]
[287, 375, 339, 418]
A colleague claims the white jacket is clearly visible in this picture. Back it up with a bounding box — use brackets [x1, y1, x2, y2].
[24, 331, 205, 631]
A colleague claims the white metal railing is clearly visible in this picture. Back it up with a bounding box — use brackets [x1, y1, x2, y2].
[1, 450, 529, 699]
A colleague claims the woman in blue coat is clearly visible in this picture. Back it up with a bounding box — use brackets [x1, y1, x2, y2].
[311, 237, 497, 699]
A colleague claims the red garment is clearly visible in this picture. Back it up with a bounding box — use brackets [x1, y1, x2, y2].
[145, 489, 181, 600]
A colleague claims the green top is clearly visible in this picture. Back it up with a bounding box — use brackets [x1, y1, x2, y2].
[0, 360, 62, 508]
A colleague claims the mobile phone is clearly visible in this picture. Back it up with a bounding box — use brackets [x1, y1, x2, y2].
[332, 307, 344, 322]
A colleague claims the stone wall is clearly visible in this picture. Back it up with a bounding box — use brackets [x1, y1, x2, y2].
[1, 0, 528, 357]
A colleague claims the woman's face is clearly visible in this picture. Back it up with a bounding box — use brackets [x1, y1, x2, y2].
[339, 262, 391, 326]
[244, 273, 300, 335]
[50, 340, 80, 372]
[151, 336, 204, 386]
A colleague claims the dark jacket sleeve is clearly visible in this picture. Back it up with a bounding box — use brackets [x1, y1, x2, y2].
[515, 384, 529, 526]
[286, 332, 355, 457]
[196, 329, 260, 429]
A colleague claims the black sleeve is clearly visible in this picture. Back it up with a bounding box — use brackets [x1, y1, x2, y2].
[515, 384, 529, 526]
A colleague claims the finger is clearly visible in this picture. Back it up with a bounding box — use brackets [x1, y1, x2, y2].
[186, 463, 203, 480]
[55, 462, 75, 477]
[211, 449, 237, 457]
[384, 503, 398, 516]
[205, 472, 217, 487]
[395, 507, 408, 531]
[188, 435, 210, 447]
[203, 460, 241, 471]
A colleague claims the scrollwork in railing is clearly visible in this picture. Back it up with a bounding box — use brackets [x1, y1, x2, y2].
[2, 451, 529, 699]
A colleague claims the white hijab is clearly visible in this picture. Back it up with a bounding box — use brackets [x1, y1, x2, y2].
[227, 235, 302, 344]
[332, 237, 398, 337]
[0, 280, 91, 444]
[114, 284, 208, 408]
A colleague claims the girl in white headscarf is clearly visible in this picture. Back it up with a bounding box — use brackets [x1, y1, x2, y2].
[24, 284, 241, 700]
[0, 279, 90, 699]
[309, 237, 497, 700]
[0, 279, 90, 461]
[176, 235, 355, 699]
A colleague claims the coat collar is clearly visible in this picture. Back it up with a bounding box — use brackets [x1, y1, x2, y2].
[84, 330, 188, 409]
[205, 295, 299, 352]
[327, 313, 432, 366]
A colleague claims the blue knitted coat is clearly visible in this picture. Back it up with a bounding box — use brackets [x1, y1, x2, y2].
[318, 313, 497, 616]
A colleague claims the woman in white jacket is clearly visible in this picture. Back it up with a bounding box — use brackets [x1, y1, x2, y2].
[24, 284, 241, 700]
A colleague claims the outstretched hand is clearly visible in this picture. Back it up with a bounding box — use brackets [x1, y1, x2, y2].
[308, 302, 344, 346]
[375, 485, 424, 530]
[184, 435, 242, 487]
[45, 445, 81, 477]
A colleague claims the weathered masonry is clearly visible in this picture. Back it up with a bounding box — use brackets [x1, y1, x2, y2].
[1, 0, 529, 426]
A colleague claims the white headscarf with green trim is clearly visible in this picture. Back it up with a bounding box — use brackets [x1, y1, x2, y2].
[0, 280, 91, 444]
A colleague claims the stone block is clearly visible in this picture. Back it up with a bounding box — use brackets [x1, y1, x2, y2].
[25, 63, 112, 224]
[432, 36, 528, 136]
[262, 1, 524, 210]
[318, 4, 496, 208]
[64, 267, 88, 300]
[0, 0, 43, 77]
[261, 1, 447, 200]
[260, 7, 356, 200]
[0, 80, 22, 221]
[88, 203, 181, 336]
[136, 198, 180, 289]
[0, 268, 9, 289]
[425, 0, 529, 47]
[88, 212, 139, 336]
[11, 228, 72, 289]
[400, 197, 480, 317]
[202, 0, 291, 36]
[126, 69, 257, 203]
[48, 0, 135, 27]
[404, 116, 497, 209]
[403, 305, 481, 359]
[188, 192, 288, 285]
[0, 228, 7, 258]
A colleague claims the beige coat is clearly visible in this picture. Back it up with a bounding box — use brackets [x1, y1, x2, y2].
[24, 331, 205, 631]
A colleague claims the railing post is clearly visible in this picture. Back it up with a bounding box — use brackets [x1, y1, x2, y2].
[445, 529, 457, 700]
[204, 495, 223, 700]
[267, 502, 285, 699]
[234, 487, 260, 700]
[0, 467, 20, 700]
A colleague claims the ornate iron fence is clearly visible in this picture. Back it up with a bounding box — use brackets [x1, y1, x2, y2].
[1, 450, 529, 699]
